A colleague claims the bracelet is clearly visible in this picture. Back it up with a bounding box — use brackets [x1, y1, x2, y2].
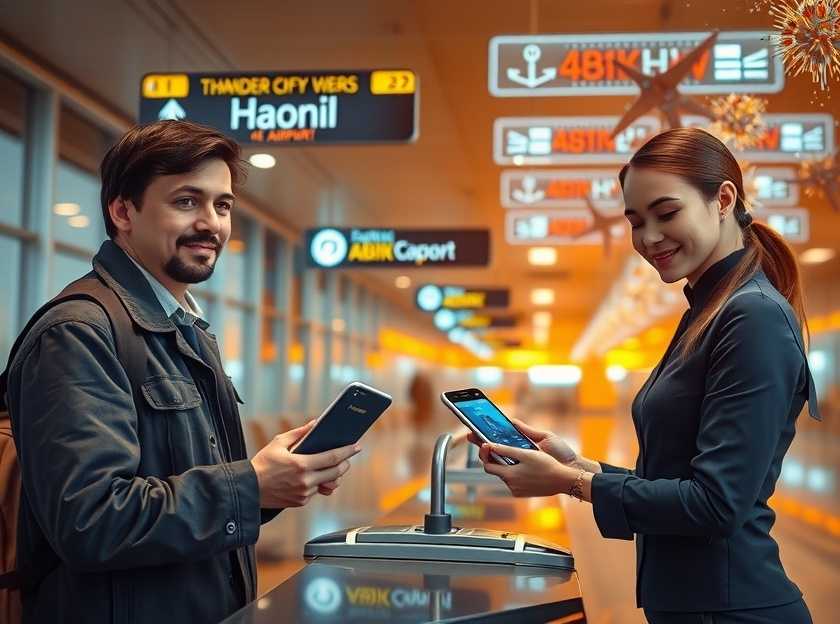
[568, 469, 586, 501]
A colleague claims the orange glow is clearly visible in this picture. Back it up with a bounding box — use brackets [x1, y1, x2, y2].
[288, 342, 303, 363]
[378, 476, 427, 513]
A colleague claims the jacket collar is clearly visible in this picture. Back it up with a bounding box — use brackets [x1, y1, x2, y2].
[91, 240, 209, 333]
[683, 248, 748, 312]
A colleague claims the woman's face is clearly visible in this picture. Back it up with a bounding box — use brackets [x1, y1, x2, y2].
[621, 167, 738, 286]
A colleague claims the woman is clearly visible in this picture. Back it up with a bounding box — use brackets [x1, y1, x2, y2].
[473, 128, 820, 623]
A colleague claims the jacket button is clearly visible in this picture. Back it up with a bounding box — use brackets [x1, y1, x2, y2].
[209, 434, 217, 447]
[225, 521, 237, 535]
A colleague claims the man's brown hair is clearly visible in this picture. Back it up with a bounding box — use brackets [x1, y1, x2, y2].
[100, 120, 247, 238]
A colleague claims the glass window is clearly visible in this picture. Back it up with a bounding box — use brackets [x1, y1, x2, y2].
[263, 231, 279, 312]
[0, 235, 23, 364]
[222, 307, 245, 391]
[0, 69, 26, 228]
[223, 214, 248, 303]
[50, 250, 92, 299]
[53, 159, 104, 250]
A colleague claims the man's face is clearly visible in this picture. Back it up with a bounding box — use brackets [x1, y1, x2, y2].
[123, 158, 234, 285]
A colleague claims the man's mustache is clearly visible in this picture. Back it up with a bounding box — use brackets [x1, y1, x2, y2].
[178, 235, 222, 250]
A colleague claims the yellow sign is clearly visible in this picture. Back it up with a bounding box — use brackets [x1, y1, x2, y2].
[370, 70, 416, 95]
[142, 74, 189, 99]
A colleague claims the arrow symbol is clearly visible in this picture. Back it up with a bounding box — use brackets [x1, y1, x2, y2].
[511, 176, 545, 204]
[158, 99, 186, 120]
[506, 44, 557, 88]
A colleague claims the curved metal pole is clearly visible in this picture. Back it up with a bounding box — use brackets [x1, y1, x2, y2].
[430, 433, 452, 517]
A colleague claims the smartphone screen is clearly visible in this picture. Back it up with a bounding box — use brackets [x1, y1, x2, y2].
[445, 390, 538, 451]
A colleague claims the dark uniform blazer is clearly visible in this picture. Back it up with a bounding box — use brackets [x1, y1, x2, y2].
[8, 241, 279, 623]
[591, 249, 821, 613]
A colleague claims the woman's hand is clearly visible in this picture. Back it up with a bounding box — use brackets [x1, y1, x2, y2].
[467, 418, 578, 465]
[477, 442, 583, 498]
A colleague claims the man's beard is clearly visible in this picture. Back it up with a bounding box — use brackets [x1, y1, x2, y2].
[164, 241, 221, 283]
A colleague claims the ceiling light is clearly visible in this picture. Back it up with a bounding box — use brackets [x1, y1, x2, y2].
[54, 202, 80, 216]
[227, 239, 246, 253]
[531, 288, 555, 306]
[528, 247, 557, 266]
[799, 247, 835, 265]
[395, 275, 412, 289]
[248, 153, 276, 169]
[528, 365, 582, 387]
[68, 215, 89, 228]
[331, 318, 346, 332]
[532, 311, 552, 328]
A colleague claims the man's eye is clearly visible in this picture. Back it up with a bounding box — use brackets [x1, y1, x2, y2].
[216, 202, 232, 212]
[176, 197, 197, 208]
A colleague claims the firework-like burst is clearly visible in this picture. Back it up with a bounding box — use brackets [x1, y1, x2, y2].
[740, 161, 762, 210]
[706, 94, 768, 150]
[798, 154, 840, 212]
[771, 0, 840, 91]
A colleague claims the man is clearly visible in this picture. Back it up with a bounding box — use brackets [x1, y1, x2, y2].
[6, 120, 359, 623]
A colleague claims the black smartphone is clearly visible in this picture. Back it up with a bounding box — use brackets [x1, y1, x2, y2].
[291, 382, 392, 455]
[440, 388, 538, 465]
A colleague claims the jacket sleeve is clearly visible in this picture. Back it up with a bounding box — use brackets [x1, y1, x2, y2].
[9, 312, 262, 572]
[591, 292, 804, 540]
[598, 462, 634, 475]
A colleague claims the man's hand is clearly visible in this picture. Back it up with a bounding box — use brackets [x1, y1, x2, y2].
[250, 420, 361, 508]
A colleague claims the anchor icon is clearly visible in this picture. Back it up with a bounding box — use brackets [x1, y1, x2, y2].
[506, 44, 557, 88]
[511, 176, 545, 204]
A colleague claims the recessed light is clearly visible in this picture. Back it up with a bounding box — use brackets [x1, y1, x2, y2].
[528, 247, 557, 266]
[799, 247, 835, 265]
[68, 215, 89, 228]
[532, 311, 552, 328]
[248, 153, 276, 169]
[54, 202, 80, 216]
[331, 318, 346, 332]
[395, 275, 411, 289]
[531, 288, 554, 306]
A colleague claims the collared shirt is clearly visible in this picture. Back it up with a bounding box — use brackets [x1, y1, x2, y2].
[126, 255, 205, 328]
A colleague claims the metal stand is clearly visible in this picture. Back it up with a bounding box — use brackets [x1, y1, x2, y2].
[303, 433, 575, 570]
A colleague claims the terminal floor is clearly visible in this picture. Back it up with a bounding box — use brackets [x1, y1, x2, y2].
[252, 411, 838, 623]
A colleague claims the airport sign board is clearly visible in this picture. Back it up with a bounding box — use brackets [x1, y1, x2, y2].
[683, 114, 835, 162]
[505, 209, 625, 246]
[501, 166, 799, 210]
[493, 116, 660, 165]
[433, 309, 517, 332]
[305, 228, 490, 268]
[756, 208, 809, 243]
[139, 70, 418, 144]
[749, 167, 799, 207]
[489, 31, 783, 97]
[501, 169, 622, 209]
[415, 285, 510, 312]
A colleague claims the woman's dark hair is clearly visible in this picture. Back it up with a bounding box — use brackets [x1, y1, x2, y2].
[100, 119, 247, 238]
[618, 127, 808, 355]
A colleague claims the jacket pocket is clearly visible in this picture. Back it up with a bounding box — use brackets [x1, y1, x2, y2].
[141, 375, 202, 410]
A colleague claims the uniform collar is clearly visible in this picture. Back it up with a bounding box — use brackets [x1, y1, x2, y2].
[683, 248, 748, 311]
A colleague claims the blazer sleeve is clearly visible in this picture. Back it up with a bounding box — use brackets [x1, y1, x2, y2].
[9, 313, 262, 572]
[591, 292, 805, 540]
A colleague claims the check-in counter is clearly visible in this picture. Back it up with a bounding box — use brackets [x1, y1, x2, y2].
[222, 483, 585, 623]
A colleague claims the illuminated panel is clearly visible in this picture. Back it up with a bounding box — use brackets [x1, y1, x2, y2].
[494, 116, 660, 165]
[501, 169, 622, 209]
[489, 31, 783, 96]
[139, 70, 418, 144]
[683, 114, 835, 161]
[755, 207, 810, 244]
[748, 166, 799, 207]
[505, 209, 624, 246]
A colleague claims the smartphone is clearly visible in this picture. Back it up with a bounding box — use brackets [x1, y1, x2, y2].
[441, 388, 538, 465]
[291, 382, 392, 455]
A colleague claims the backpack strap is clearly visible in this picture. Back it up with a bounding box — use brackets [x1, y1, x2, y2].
[1, 275, 146, 411]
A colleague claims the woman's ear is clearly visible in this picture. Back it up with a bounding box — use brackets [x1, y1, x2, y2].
[717, 181, 738, 221]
